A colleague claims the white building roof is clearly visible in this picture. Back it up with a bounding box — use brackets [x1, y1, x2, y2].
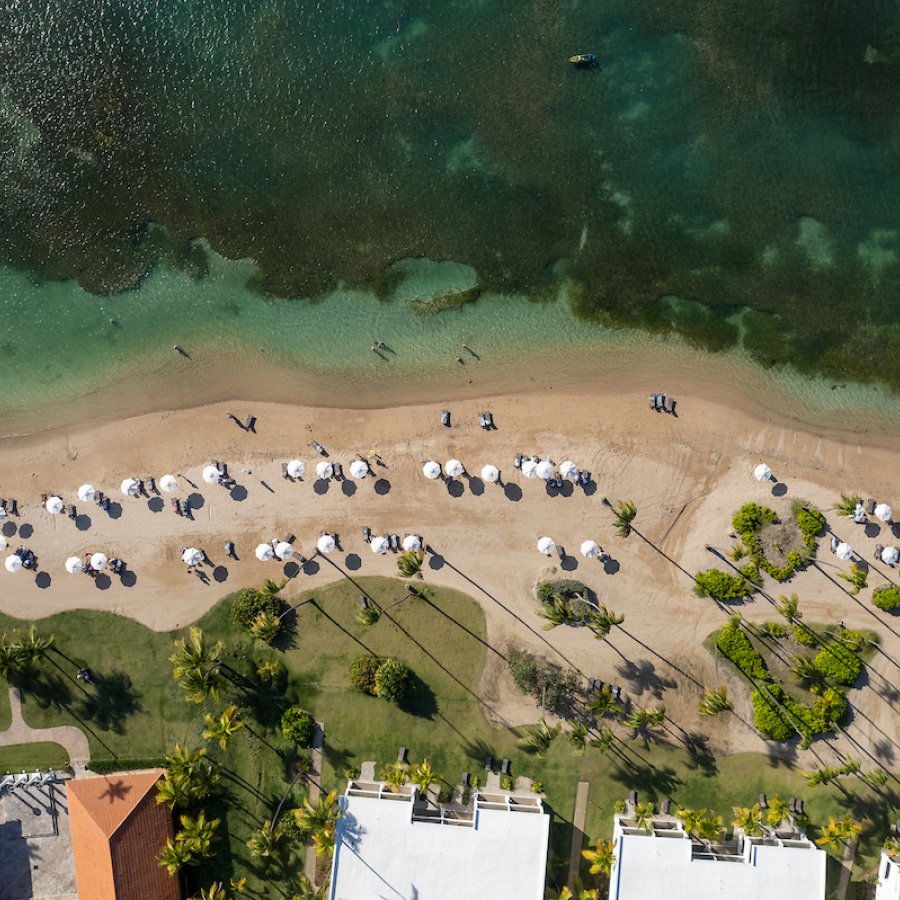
[328, 783, 549, 900]
[877, 852, 900, 900]
[609, 815, 826, 900]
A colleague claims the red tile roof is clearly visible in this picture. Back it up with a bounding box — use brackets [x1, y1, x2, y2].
[67, 770, 181, 900]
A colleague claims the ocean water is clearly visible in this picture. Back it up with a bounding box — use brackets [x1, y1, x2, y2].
[1, 0, 899, 414]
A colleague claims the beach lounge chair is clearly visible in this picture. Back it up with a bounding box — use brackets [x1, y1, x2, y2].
[362, 526, 372, 543]
[788, 797, 797, 813]
[283, 533, 295, 546]
[357, 595, 368, 608]
[875, 544, 884, 561]
[8, 498, 17, 515]
[312, 441, 327, 456]
[0, 774, 13, 791]
[485, 411, 495, 429]
[611, 685, 622, 701]
[556, 545, 565, 560]
[758, 793, 768, 809]
[146, 476, 157, 494]
[664, 396, 677, 415]
[441, 409, 451, 427]
[648, 394, 656, 409]
[136, 479, 145, 495]
[40, 493, 47, 503]
[484, 755, 493, 771]
[500, 759, 511, 776]
[243, 415, 256, 432]
[397, 747, 408, 763]
[390, 534, 401, 551]
[478, 412, 487, 428]
[282, 462, 290, 480]
[655, 394, 666, 411]
[661, 798, 671, 815]
[514, 453, 523, 469]
[461, 771, 470, 787]
[67, 504, 77, 519]
[865, 498, 876, 515]
[628, 790, 637, 807]
[333, 463, 344, 480]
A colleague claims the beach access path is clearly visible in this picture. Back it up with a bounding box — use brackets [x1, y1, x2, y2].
[0, 688, 89, 771]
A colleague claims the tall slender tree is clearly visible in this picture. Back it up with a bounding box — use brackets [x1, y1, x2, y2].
[203, 705, 244, 751]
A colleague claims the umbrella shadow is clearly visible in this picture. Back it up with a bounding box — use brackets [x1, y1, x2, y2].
[147, 497, 165, 513]
[303, 559, 320, 576]
[865, 523, 882, 539]
[75, 514, 92, 530]
[120, 570, 137, 588]
[94, 574, 112, 591]
[374, 479, 391, 496]
[468, 477, 485, 496]
[427, 552, 445, 570]
[35, 571, 51, 589]
[19, 523, 33, 539]
[345, 553, 362, 571]
[447, 480, 464, 498]
[342, 481, 357, 497]
[503, 483, 522, 502]
[188, 492, 206, 509]
[603, 555, 621, 575]
[560, 555, 578, 572]
[314, 479, 330, 495]
[771, 482, 788, 497]
[283, 561, 300, 579]
[230, 485, 248, 502]
[106, 503, 123, 519]
[1, 521, 16, 537]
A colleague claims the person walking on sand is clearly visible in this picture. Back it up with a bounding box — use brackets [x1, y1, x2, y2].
[456, 356, 464, 365]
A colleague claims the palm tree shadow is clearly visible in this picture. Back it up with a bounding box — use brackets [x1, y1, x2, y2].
[75, 670, 143, 735]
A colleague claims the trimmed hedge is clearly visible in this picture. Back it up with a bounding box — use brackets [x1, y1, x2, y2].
[733, 503, 778, 535]
[89, 756, 167, 774]
[752, 687, 794, 741]
[813, 642, 862, 686]
[872, 585, 900, 612]
[537, 579, 594, 602]
[695, 569, 750, 600]
[751, 685, 847, 742]
[716, 624, 770, 681]
[796, 507, 826, 545]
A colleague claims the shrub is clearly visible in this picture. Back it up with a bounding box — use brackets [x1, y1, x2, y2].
[374, 658, 409, 702]
[507, 649, 578, 714]
[765, 622, 788, 638]
[536, 579, 594, 603]
[349, 656, 382, 695]
[794, 625, 818, 646]
[872, 585, 900, 612]
[695, 568, 750, 600]
[281, 707, 315, 746]
[796, 507, 826, 539]
[733, 503, 779, 535]
[813, 642, 862, 686]
[752, 686, 794, 741]
[280, 812, 306, 842]
[232, 588, 282, 631]
[738, 561, 760, 581]
[716, 623, 771, 682]
[500, 774, 514, 790]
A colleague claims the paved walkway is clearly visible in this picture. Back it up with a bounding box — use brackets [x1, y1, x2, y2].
[0, 688, 90, 771]
[835, 834, 859, 900]
[304, 721, 324, 884]
[567, 781, 590, 887]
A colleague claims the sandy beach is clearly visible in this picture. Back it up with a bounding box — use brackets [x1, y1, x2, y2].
[1, 376, 898, 769]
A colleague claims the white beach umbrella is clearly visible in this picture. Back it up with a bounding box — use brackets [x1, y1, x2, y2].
[445, 459, 464, 478]
[120, 478, 139, 497]
[316, 534, 336, 554]
[754, 463, 773, 482]
[481, 464, 500, 483]
[90, 552, 108, 570]
[181, 547, 203, 566]
[560, 460, 578, 479]
[370, 535, 390, 555]
[422, 460, 441, 480]
[580, 540, 600, 559]
[536, 460, 555, 480]
[159, 474, 178, 493]
[202, 464, 221, 484]
[349, 459, 369, 480]
[4, 555, 22, 573]
[835, 542, 853, 561]
[0, 506, 6, 519]
[287, 459, 305, 479]
[874, 503, 893, 523]
[881, 546, 900, 565]
[521, 459, 539, 478]
[274, 541, 294, 561]
[65, 556, 83, 574]
[0, 536, 6, 552]
[537, 536, 556, 556]
[77, 484, 97, 502]
[402, 534, 422, 552]
[255, 543, 275, 562]
[316, 461, 334, 480]
[45, 496, 64, 514]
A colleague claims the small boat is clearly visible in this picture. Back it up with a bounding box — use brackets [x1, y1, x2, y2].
[568, 52, 597, 66]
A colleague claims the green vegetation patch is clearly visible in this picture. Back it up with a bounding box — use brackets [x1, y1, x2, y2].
[872, 585, 900, 612]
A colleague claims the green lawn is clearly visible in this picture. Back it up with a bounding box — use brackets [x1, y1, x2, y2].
[0, 741, 70, 771]
[0, 577, 892, 897]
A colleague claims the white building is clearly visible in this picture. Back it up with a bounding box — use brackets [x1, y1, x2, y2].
[608, 812, 826, 900]
[328, 781, 549, 900]
[876, 851, 900, 900]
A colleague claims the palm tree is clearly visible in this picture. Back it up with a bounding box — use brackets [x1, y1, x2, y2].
[170, 628, 224, 704]
[264, 578, 287, 597]
[355, 605, 381, 626]
[582, 838, 616, 876]
[587, 686, 622, 720]
[816, 816, 861, 850]
[838, 563, 867, 595]
[698, 687, 732, 716]
[294, 790, 341, 857]
[766, 795, 790, 828]
[803, 765, 837, 787]
[676, 807, 707, 838]
[633, 801, 655, 833]
[290, 874, 328, 900]
[409, 759, 442, 798]
[518, 719, 561, 757]
[155, 773, 194, 810]
[0, 635, 28, 681]
[256, 660, 282, 682]
[194, 884, 228, 900]
[250, 611, 281, 642]
[158, 745, 220, 806]
[590, 726, 615, 754]
[791, 656, 827, 692]
[586, 605, 624, 640]
[834, 492, 861, 517]
[611, 500, 637, 538]
[246, 821, 283, 858]
[837, 754, 861, 776]
[568, 723, 588, 757]
[397, 549, 424, 579]
[158, 836, 196, 874]
[697, 813, 724, 844]
[203, 705, 244, 751]
[625, 705, 666, 745]
[775, 593, 801, 622]
[537, 593, 581, 630]
[18, 625, 55, 662]
[178, 810, 220, 859]
[732, 804, 765, 836]
[380, 763, 408, 792]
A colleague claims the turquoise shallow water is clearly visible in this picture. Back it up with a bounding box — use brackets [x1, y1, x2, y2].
[1, 0, 900, 415]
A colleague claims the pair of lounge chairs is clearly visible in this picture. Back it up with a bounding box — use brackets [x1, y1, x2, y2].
[648, 394, 677, 414]
[478, 411, 496, 429]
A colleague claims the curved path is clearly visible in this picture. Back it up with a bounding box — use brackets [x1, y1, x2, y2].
[0, 687, 89, 771]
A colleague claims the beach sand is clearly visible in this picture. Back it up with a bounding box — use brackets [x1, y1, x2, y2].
[1, 378, 898, 768]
